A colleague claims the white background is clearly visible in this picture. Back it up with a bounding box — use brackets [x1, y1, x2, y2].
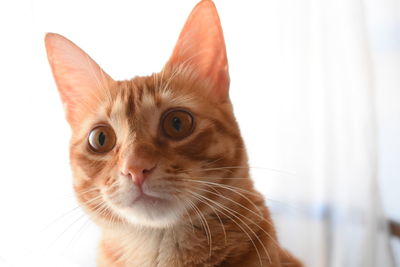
[0, 0, 399, 266]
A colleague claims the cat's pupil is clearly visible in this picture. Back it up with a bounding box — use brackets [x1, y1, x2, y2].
[98, 132, 106, 146]
[172, 117, 181, 132]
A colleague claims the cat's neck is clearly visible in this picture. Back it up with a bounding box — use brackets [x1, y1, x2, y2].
[99, 225, 197, 266]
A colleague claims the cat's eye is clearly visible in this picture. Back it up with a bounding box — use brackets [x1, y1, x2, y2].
[161, 109, 195, 140]
[88, 125, 116, 153]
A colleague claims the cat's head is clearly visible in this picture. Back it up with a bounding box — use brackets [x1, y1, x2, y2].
[45, 0, 250, 228]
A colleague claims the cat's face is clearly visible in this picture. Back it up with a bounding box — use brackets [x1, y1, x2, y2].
[68, 72, 244, 228]
[45, 0, 248, 228]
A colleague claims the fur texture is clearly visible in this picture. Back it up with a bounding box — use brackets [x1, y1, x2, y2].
[45, 1, 302, 266]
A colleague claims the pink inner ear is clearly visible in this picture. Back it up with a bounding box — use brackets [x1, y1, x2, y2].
[167, 0, 230, 102]
[45, 33, 113, 126]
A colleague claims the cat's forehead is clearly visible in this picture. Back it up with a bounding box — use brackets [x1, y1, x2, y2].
[108, 75, 198, 120]
[86, 73, 201, 140]
[71, 70, 214, 143]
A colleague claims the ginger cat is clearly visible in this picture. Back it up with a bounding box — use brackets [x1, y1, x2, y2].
[45, 0, 302, 266]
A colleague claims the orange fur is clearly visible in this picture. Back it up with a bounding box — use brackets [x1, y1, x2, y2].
[45, 1, 302, 266]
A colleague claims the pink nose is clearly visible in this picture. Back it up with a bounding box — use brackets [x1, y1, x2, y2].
[120, 153, 157, 186]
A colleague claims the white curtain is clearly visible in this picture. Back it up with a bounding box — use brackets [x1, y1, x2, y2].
[232, 0, 399, 266]
[0, 0, 398, 266]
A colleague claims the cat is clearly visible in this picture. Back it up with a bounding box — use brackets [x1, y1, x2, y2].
[45, 0, 302, 266]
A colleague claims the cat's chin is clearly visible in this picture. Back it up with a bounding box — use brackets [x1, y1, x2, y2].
[113, 196, 184, 228]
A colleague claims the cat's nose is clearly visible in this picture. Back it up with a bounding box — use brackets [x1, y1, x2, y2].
[120, 153, 157, 186]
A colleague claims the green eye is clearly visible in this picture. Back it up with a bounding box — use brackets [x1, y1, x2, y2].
[88, 125, 116, 153]
[161, 109, 195, 140]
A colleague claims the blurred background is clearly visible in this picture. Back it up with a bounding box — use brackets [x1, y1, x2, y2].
[0, 0, 399, 266]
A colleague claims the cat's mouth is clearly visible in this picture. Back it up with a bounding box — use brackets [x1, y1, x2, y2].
[110, 188, 182, 227]
[102, 176, 183, 227]
[130, 191, 165, 205]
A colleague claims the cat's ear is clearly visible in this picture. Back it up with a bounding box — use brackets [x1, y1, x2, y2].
[45, 33, 113, 126]
[166, 0, 229, 103]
